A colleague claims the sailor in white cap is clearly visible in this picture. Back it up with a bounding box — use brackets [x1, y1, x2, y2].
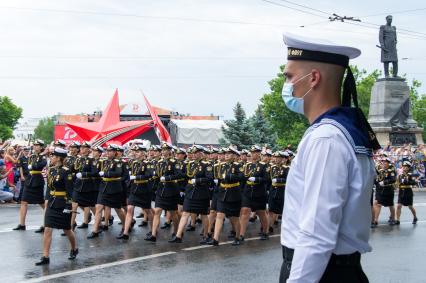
[279, 33, 380, 282]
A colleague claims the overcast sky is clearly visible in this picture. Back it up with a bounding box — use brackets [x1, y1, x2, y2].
[1, 0, 425, 120]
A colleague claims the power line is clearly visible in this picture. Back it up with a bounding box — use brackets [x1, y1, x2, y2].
[0, 55, 284, 61]
[260, 0, 426, 40]
[342, 21, 426, 40]
[0, 5, 295, 28]
[361, 7, 426, 18]
[273, 0, 330, 16]
[259, 0, 325, 18]
[0, 75, 274, 80]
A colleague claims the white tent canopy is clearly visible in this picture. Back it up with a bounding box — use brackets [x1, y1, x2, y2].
[169, 119, 225, 146]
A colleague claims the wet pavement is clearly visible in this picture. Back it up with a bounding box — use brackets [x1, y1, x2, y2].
[1, 191, 426, 283]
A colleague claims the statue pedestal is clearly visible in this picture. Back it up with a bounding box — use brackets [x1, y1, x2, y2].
[368, 78, 424, 146]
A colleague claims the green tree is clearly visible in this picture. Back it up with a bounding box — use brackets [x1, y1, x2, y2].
[0, 96, 23, 140]
[219, 102, 253, 149]
[34, 117, 55, 144]
[249, 105, 277, 149]
[351, 66, 381, 117]
[409, 79, 426, 141]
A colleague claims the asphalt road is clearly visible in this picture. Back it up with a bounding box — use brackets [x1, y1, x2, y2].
[1, 191, 426, 283]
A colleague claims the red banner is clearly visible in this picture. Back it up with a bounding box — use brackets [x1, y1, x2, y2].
[54, 125, 84, 143]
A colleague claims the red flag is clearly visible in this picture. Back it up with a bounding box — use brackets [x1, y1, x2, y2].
[143, 95, 172, 143]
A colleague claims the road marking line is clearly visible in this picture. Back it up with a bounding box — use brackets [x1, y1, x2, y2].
[376, 220, 426, 227]
[181, 234, 280, 251]
[20, 251, 176, 283]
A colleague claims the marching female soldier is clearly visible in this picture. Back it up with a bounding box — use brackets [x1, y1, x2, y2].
[117, 145, 153, 240]
[169, 145, 213, 244]
[35, 148, 78, 265]
[395, 161, 418, 225]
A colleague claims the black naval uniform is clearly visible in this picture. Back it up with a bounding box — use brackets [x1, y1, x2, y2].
[97, 159, 123, 209]
[210, 160, 222, 211]
[375, 165, 396, 207]
[17, 155, 30, 201]
[268, 163, 289, 214]
[22, 153, 47, 204]
[177, 159, 188, 206]
[398, 171, 416, 206]
[242, 161, 269, 211]
[73, 155, 97, 207]
[128, 159, 153, 209]
[216, 161, 243, 217]
[183, 160, 214, 215]
[92, 157, 103, 197]
[120, 158, 130, 207]
[44, 166, 74, 230]
[58, 155, 77, 200]
[155, 158, 186, 211]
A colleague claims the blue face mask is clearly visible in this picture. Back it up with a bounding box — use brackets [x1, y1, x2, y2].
[281, 73, 313, 114]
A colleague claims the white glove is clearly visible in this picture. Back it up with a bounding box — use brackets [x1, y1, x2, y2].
[214, 179, 218, 185]
[180, 191, 185, 197]
[272, 178, 277, 183]
[99, 171, 105, 177]
[160, 176, 166, 182]
[130, 175, 136, 180]
[248, 177, 255, 182]
[401, 178, 405, 184]
[28, 165, 32, 170]
[128, 171, 132, 175]
[379, 181, 384, 186]
[191, 179, 196, 185]
[76, 173, 82, 179]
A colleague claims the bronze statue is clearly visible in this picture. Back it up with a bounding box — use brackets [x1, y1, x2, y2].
[378, 15, 398, 77]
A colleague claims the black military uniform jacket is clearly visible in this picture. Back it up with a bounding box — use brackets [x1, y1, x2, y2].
[243, 161, 269, 198]
[130, 159, 153, 195]
[269, 163, 289, 199]
[25, 153, 47, 188]
[100, 158, 123, 195]
[17, 155, 29, 178]
[217, 161, 243, 202]
[47, 166, 73, 209]
[376, 165, 396, 194]
[74, 155, 96, 192]
[398, 172, 416, 189]
[176, 158, 188, 192]
[156, 158, 186, 197]
[120, 158, 130, 193]
[185, 160, 213, 200]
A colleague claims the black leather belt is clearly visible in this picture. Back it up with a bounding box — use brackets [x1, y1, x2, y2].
[282, 246, 361, 267]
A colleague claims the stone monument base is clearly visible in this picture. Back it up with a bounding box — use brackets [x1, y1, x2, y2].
[368, 77, 424, 146]
[373, 127, 424, 146]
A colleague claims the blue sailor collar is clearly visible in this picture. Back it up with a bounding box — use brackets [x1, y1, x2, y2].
[306, 107, 375, 156]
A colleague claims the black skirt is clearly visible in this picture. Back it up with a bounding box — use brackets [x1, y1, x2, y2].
[73, 190, 98, 207]
[210, 190, 218, 211]
[45, 206, 72, 230]
[128, 193, 152, 209]
[97, 191, 122, 209]
[155, 194, 179, 211]
[241, 189, 267, 211]
[268, 188, 284, 214]
[216, 199, 241, 218]
[183, 197, 209, 215]
[375, 189, 394, 207]
[22, 185, 45, 204]
[398, 189, 413, 206]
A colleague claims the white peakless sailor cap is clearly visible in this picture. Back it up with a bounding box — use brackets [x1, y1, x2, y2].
[52, 147, 68, 158]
